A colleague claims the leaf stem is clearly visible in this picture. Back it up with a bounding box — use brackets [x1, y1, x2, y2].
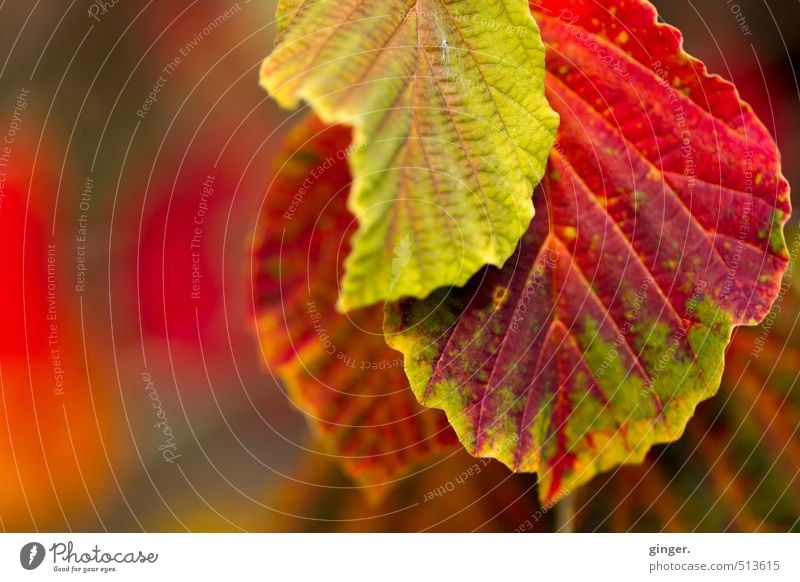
[554, 491, 576, 533]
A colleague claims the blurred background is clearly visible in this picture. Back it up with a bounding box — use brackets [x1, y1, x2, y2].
[0, 0, 797, 532]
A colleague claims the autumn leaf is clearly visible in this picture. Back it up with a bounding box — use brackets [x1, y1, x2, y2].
[251, 116, 457, 500]
[260, 0, 559, 311]
[385, 0, 792, 502]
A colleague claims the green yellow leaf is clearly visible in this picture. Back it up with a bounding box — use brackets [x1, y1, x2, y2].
[260, 0, 559, 311]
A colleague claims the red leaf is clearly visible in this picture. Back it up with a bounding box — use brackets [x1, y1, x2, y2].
[386, 0, 791, 502]
[252, 116, 457, 500]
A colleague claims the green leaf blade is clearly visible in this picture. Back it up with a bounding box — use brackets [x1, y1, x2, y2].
[260, 0, 559, 311]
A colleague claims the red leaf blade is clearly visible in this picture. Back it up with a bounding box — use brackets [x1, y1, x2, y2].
[386, 0, 791, 502]
[252, 116, 457, 499]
